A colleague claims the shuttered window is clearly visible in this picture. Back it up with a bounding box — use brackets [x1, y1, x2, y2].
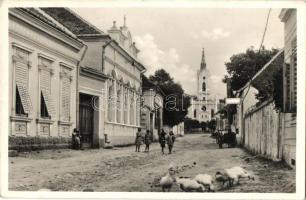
[41, 89, 56, 117]
[39, 56, 55, 118]
[16, 82, 33, 114]
[13, 46, 32, 115]
[60, 66, 72, 121]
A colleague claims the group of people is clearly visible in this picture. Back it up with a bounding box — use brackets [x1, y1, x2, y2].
[135, 128, 176, 154]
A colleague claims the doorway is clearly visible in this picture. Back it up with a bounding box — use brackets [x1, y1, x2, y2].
[79, 93, 94, 148]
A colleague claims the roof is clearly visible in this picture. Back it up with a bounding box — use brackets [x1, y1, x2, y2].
[236, 49, 284, 93]
[40, 8, 103, 35]
[18, 8, 80, 40]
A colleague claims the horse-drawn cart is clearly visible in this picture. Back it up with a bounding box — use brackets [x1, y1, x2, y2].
[215, 129, 237, 148]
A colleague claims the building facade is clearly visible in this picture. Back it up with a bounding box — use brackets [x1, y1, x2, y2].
[187, 48, 217, 123]
[279, 8, 297, 167]
[141, 87, 164, 141]
[42, 8, 146, 147]
[8, 8, 86, 150]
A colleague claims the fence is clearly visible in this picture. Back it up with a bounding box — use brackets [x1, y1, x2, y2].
[244, 100, 281, 160]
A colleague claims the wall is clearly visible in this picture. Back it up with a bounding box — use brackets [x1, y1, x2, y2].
[243, 100, 296, 167]
[244, 100, 281, 160]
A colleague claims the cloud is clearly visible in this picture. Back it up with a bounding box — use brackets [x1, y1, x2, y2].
[192, 28, 230, 41]
[134, 34, 197, 94]
[209, 75, 223, 84]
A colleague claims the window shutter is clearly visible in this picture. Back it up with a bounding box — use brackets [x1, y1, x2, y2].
[41, 89, 56, 116]
[16, 82, 32, 113]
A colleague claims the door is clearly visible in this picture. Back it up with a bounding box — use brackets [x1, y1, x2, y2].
[79, 94, 94, 148]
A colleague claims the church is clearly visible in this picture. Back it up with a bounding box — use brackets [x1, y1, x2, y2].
[187, 48, 217, 122]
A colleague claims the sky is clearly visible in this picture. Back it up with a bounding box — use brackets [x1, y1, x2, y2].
[72, 8, 284, 99]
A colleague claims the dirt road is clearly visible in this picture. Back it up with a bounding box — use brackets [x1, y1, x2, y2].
[9, 133, 295, 192]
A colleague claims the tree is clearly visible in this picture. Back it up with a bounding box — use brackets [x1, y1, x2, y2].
[149, 69, 191, 127]
[223, 47, 279, 92]
[272, 66, 283, 111]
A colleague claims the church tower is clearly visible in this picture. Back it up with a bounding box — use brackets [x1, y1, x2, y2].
[197, 48, 209, 101]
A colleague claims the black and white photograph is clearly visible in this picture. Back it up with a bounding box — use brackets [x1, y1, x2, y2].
[0, 1, 305, 199]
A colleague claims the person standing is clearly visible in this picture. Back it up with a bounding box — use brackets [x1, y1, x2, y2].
[144, 130, 151, 152]
[167, 131, 176, 154]
[72, 128, 81, 150]
[159, 129, 166, 154]
[135, 128, 143, 152]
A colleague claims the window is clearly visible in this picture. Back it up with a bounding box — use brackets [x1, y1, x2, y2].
[123, 89, 128, 124]
[13, 46, 33, 116]
[39, 56, 55, 118]
[15, 86, 25, 115]
[194, 109, 197, 118]
[117, 87, 121, 123]
[203, 97, 205, 101]
[130, 94, 134, 125]
[108, 84, 114, 122]
[41, 92, 50, 118]
[60, 65, 72, 121]
[202, 82, 206, 92]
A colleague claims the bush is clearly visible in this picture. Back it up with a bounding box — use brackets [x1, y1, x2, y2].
[9, 136, 71, 152]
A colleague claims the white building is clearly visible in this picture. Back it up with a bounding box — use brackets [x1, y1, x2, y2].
[187, 48, 217, 122]
[8, 8, 86, 150]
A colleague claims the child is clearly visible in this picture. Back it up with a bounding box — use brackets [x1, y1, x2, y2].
[72, 128, 81, 150]
[135, 128, 143, 152]
[144, 130, 151, 152]
[167, 131, 175, 154]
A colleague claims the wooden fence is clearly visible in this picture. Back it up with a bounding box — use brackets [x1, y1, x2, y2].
[244, 100, 281, 160]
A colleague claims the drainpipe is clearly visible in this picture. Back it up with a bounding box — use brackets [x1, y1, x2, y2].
[76, 44, 88, 129]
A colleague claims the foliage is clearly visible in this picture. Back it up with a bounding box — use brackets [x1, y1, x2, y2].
[223, 47, 279, 93]
[207, 119, 217, 132]
[272, 66, 283, 111]
[149, 69, 191, 127]
[184, 118, 201, 131]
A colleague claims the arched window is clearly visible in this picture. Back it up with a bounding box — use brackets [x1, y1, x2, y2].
[108, 84, 114, 122]
[130, 94, 134, 125]
[202, 82, 206, 92]
[194, 109, 197, 118]
[116, 86, 121, 123]
[124, 89, 128, 124]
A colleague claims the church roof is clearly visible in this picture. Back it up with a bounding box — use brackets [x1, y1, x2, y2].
[200, 48, 206, 70]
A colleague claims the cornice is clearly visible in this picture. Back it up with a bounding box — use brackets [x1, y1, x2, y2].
[10, 8, 84, 52]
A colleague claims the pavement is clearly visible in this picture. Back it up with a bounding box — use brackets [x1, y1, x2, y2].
[9, 133, 295, 192]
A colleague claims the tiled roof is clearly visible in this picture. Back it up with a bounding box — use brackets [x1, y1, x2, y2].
[19, 8, 78, 40]
[41, 8, 103, 35]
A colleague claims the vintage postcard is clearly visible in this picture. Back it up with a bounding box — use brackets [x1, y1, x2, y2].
[0, 0, 305, 199]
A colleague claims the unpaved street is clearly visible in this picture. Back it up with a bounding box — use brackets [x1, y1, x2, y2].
[9, 133, 295, 192]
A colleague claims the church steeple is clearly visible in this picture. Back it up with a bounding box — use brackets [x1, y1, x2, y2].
[200, 48, 206, 70]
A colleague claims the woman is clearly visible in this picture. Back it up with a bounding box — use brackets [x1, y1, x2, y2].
[144, 130, 151, 152]
[135, 128, 143, 152]
[159, 129, 166, 154]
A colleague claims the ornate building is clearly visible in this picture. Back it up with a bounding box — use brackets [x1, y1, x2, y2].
[187, 48, 217, 122]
